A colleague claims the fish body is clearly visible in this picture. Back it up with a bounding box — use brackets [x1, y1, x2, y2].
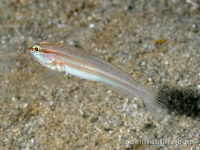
[29, 40, 166, 119]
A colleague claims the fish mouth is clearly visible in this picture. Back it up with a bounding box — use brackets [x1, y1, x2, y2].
[28, 47, 34, 51]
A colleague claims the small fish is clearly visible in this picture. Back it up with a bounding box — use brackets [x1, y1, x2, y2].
[28, 40, 167, 119]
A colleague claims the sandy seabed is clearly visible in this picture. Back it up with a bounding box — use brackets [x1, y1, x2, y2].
[0, 0, 200, 149]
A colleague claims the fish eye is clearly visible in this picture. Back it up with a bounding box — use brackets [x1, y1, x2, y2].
[33, 45, 41, 52]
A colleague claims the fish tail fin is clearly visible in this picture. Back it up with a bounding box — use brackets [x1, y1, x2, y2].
[140, 84, 168, 120]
